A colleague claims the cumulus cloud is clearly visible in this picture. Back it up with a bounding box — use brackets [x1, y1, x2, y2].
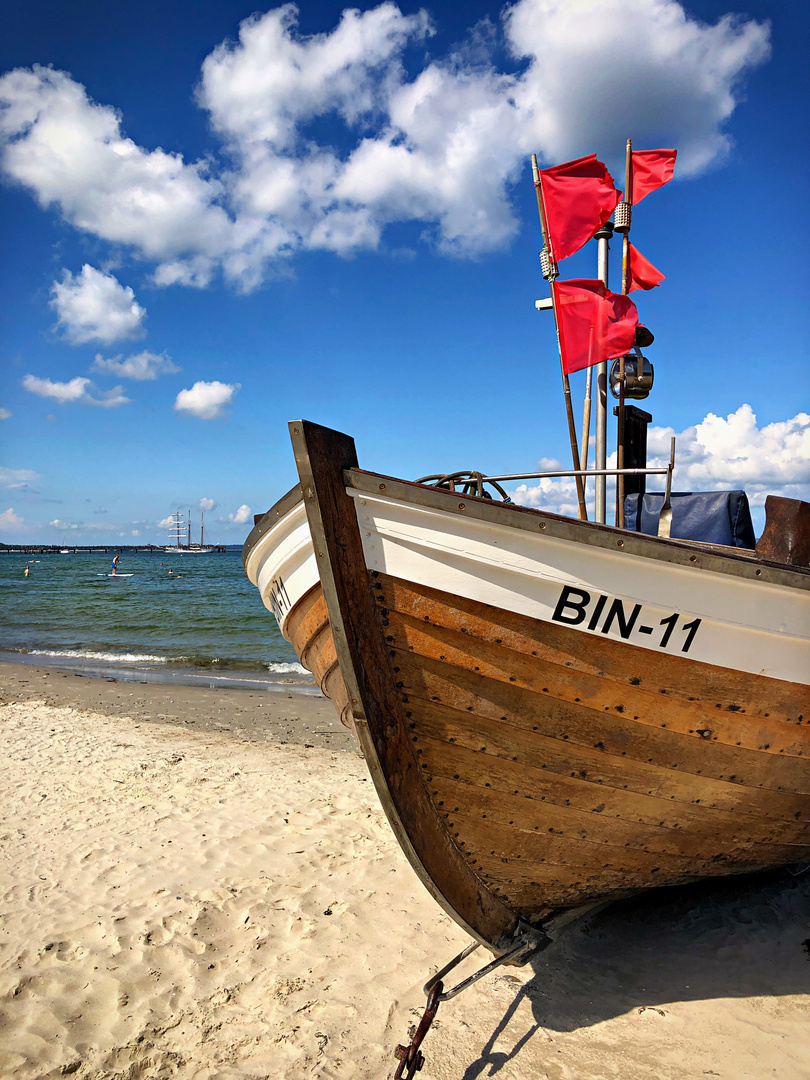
[646, 405, 810, 506]
[199, 497, 216, 511]
[0, 408, 11, 420]
[0, 466, 40, 489]
[0, 2, 770, 288]
[174, 380, 238, 419]
[157, 515, 176, 530]
[50, 265, 146, 344]
[511, 405, 809, 518]
[0, 508, 25, 532]
[504, 0, 771, 176]
[229, 504, 252, 524]
[48, 517, 116, 533]
[22, 374, 130, 408]
[0, 67, 231, 285]
[92, 349, 179, 380]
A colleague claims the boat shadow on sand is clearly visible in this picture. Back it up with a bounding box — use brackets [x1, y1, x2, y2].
[461, 868, 809, 1079]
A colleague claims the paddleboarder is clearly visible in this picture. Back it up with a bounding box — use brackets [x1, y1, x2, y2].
[111, 555, 120, 576]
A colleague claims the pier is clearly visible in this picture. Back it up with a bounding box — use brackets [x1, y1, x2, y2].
[0, 544, 229, 555]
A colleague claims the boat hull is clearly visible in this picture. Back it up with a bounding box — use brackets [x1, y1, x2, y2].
[244, 422, 810, 951]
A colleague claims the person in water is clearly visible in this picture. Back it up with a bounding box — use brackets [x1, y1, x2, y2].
[111, 555, 120, 575]
[23, 565, 29, 577]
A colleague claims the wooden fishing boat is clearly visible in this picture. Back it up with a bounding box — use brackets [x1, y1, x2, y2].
[244, 147, 808, 1072]
[244, 420, 810, 958]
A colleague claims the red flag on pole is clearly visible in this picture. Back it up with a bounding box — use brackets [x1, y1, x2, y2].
[540, 155, 621, 261]
[554, 279, 639, 374]
[631, 149, 676, 205]
[627, 243, 665, 292]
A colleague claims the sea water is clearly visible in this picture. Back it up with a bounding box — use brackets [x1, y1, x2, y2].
[0, 548, 316, 693]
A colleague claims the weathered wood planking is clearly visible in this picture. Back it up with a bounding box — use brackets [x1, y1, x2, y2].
[271, 540, 810, 930]
[369, 568, 810, 920]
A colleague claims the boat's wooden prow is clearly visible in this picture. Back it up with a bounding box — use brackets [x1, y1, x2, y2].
[757, 495, 810, 568]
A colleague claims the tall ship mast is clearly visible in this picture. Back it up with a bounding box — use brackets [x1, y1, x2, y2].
[163, 509, 213, 553]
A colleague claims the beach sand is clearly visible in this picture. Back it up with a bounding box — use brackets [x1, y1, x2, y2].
[0, 663, 808, 1079]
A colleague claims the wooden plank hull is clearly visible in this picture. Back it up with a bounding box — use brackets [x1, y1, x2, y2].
[244, 423, 810, 952]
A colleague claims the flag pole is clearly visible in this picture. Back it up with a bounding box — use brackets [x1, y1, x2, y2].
[531, 154, 588, 521]
[615, 138, 633, 528]
[593, 219, 613, 523]
[580, 360, 592, 474]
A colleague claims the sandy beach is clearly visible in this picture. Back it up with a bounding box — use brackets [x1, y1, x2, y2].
[1, 662, 808, 1079]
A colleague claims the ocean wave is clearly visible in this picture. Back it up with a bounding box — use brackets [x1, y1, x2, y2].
[28, 648, 168, 664]
[264, 661, 309, 675]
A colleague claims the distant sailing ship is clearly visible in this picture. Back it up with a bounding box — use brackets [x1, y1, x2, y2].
[164, 510, 213, 553]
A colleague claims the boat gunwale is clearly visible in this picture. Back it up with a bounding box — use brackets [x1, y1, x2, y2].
[239, 471, 810, 596]
[344, 468, 810, 592]
[241, 482, 303, 574]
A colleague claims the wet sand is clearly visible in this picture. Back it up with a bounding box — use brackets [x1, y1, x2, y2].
[0, 662, 808, 1079]
[0, 660, 357, 754]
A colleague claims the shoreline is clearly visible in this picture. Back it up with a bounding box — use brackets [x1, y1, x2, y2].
[0, 659, 357, 755]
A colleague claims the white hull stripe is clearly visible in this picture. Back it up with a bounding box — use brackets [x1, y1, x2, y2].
[351, 491, 809, 686]
[246, 492, 809, 686]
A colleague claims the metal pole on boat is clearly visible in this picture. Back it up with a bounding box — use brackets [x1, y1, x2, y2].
[531, 155, 588, 521]
[580, 361, 592, 476]
[614, 139, 633, 528]
[593, 220, 613, 523]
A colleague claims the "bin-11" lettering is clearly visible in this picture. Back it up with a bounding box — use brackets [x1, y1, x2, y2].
[268, 577, 291, 624]
[551, 585, 702, 653]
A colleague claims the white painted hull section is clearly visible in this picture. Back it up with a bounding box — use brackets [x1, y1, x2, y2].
[244, 499, 319, 637]
[352, 490, 808, 685]
[249, 490, 809, 685]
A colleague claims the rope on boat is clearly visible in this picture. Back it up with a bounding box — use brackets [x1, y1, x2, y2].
[415, 470, 512, 503]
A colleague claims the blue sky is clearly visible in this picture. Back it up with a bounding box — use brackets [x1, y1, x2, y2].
[1, 0, 807, 543]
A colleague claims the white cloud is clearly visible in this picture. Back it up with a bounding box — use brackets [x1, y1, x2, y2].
[0, 2, 770, 288]
[0, 66, 231, 284]
[0, 466, 41, 489]
[199, 497, 216, 511]
[0, 508, 25, 532]
[92, 349, 179, 380]
[174, 380, 238, 419]
[49, 517, 128, 534]
[23, 374, 89, 403]
[509, 475, 582, 517]
[0, 408, 11, 420]
[50, 265, 146, 344]
[229, 503, 252, 524]
[157, 515, 175, 530]
[504, 0, 771, 176]
[511, 405, 808, 520]
[646, 405, 810, 506]
[22, 373, 130, 408]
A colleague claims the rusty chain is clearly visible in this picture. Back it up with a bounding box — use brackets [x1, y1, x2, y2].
[393, 981, 443, 1079]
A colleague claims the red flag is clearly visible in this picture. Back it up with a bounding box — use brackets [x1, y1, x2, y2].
[540, 155, 621, 262]
[554, 279, 639, 374]
[627, 243, 665, 292]
[631, 149, 676, 205]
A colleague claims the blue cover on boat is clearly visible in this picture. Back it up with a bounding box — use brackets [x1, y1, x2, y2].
[624, 491, 756, 548]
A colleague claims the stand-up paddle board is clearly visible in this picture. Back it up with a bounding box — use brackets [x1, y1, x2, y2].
[97, 573, 135, 577]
